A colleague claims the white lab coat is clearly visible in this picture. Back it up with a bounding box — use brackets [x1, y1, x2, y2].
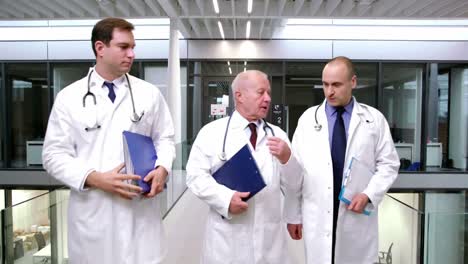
[186, 111, 301, 264]
[284, 98, 399, 264]
[42, 69, 175, 264]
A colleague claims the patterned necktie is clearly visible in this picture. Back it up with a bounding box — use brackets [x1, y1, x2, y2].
[331, 106, 346, 263]
[248, 123, 257, 150]
[104, 81, 116, 103]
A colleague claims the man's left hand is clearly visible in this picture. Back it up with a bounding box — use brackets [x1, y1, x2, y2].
[348, 193, 369, 214]
[144, 166, 168, 198]
[267, 137, 291, 164]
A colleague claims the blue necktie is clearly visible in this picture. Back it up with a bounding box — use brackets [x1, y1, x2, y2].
[331, 107, 346, 263]
[104, 81, 116, 103]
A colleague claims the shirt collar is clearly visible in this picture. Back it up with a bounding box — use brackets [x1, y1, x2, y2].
[325, 97, 354, 115]
[92, 68, 126, 88]
[231, 111, 263, 130]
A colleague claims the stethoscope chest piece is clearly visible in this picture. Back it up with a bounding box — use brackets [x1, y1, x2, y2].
[314, 124, 322, 131]
[218, 152, 227, 161]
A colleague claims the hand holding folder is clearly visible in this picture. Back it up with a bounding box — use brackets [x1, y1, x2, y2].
[339, 157, 374, 215]
[212, 144, 266, 201]
[122, 131, 158, 194]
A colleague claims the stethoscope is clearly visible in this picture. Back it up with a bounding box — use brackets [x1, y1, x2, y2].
[313, 100, 374, 131]
[83, 69, 144, 131]
[218, 113, 276, 161]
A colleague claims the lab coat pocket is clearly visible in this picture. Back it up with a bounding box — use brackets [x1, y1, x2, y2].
[339, 211, 373, 253]
[127, 106, 153, 135]
[257, 222, 287, 263]
[205, 210, 255, 264]
[75, 121, 100, 145]
[205, 214, 234, 263]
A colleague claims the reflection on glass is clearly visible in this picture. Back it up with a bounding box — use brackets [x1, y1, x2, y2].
[379, 193, 422, 264]
[285, 62, 325, 138]
[382, 64, 424, 170]
[51, 63, 93, 98]
[7, 63, 48, 168]
[55, 189, 69, 264]
[8, 190, 51, 263]
[425, 192, 467, 263]
[353, 63, 377, 107]
[203, 78, 232, 125]
[143, 62, 169, 100]
[434, 71, 449, 169]
[143, 62, 188, 214]
[445, 65, 468, 170]
[0, 71, 3, 168]
[194, 61, 283, 77]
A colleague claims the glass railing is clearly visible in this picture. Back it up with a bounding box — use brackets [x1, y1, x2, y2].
[424, 191, 468, 264]
[425, 212, 467, 264]
[378, 191, 468, 264]
[2, 190, 62, 263]
[1, 139, 193, 264]
[378, 193, 424, 264]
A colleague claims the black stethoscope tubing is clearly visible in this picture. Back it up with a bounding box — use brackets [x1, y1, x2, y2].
[219, 113, 276, 161]
[83, 69, 144, 131]
[314, 101, 324, 131]
[313, 100, 374, 131]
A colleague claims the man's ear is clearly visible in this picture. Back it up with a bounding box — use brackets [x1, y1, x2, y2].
[95, 41, 106, 57]
[235, 90, 242, 103]
[351, 75, 357, 89]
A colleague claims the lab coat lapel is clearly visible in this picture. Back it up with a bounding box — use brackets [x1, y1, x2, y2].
[317, 101, 332, 162]
[227, 112, 251, 158]
[228, 112, 268, 170]
[346, 97, 362, 163]
[112, 83, 128, 110]
[254, 121, 268, 170]
[88, 78, 113, 122]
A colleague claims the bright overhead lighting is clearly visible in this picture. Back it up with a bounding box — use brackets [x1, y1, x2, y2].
[244, 61, 247, 66]
[246, 20, 251, 39]
[244, 67, 246, 72]
[229, 67, 232, 75]
[218, 21, 225, 39]
[286, 18, 468, 26]
[247, 0, 253, 14]
[212, 0, 219, 14]
[227, 61, 230, 65]
[287, 19, 333, 25]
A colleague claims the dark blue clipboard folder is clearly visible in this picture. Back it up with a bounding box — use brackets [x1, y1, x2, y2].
[212, 144, 266, 201]
[122, 131, 158, 194]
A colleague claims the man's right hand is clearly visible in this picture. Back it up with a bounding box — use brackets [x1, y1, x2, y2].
[228, 192, 250, 215]
[85, 163, 143, 200]
[287, 223, 303, 240]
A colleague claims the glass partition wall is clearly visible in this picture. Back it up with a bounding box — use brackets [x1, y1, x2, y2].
[0, 60, 464, 171]
[0, 65, 3, 168]
[382, 64, 424, 171]
[6, 63, 49, 168]
[428, 64, 468, 171]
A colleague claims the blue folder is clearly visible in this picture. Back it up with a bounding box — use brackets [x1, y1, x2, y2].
[212, 144, 266, 201]
[122, 131, 158, 194]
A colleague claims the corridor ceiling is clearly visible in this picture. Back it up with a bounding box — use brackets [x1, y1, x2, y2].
[0, 0, 467, 39]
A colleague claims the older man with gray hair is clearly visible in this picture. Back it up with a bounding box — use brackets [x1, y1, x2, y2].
[186, 70, 302, 264]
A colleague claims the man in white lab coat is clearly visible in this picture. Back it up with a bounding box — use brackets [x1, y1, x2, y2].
[285, 57, 399, 264]
[42, 18, 175, 264]
[186, 70, 301, 264]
